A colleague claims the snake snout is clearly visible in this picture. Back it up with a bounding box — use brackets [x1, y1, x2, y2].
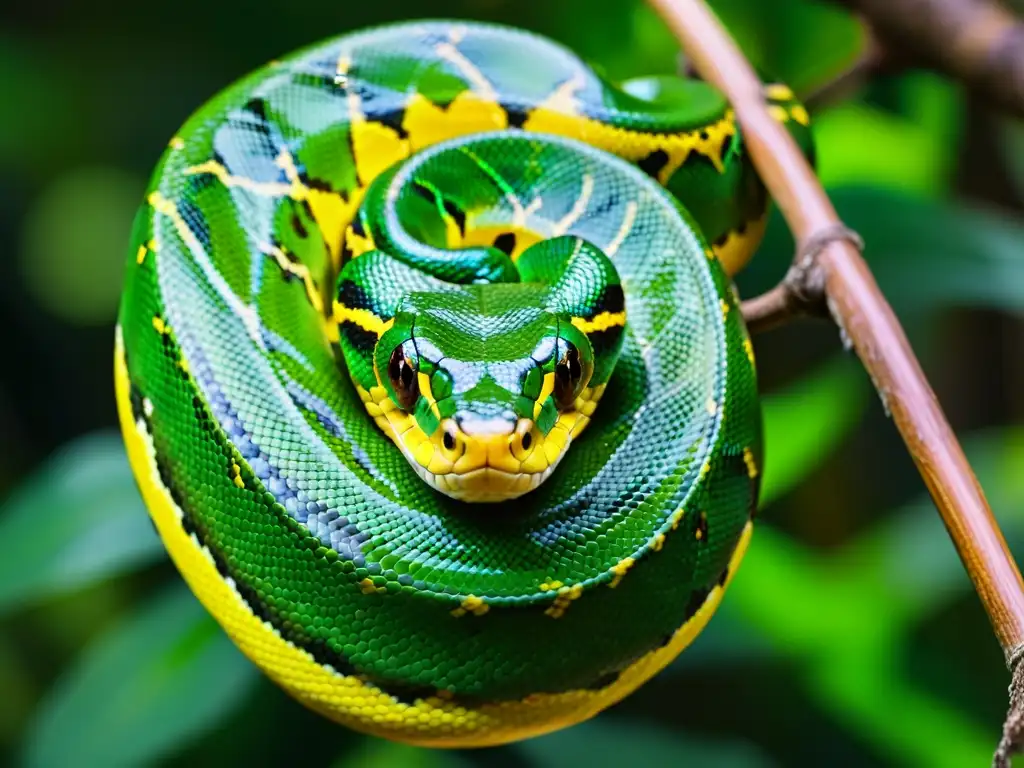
[453, 410, 517, 437]
[430, 415, 553, 503]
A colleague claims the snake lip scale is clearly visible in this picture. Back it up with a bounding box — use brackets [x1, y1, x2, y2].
[115, 19, 811, 747]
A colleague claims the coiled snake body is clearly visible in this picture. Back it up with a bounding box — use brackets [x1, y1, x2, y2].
[114, 20, 811, 747]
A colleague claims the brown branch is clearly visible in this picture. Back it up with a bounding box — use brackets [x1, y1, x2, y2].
[740, 284, 802, 334]
[647, 0, 1024, 763]
[836, 0, 1024, 118]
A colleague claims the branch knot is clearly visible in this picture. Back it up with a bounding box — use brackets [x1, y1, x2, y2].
[786, 223, 864, 313]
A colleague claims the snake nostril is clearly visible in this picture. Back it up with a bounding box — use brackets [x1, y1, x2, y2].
[443, 429, 457, 451]
[521, 431, 532, 451]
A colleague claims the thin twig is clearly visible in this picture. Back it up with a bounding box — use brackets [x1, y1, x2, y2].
[836, 0, 1024, 118]
[646, 0, 1024, 763]
[740, 284, 801, 334]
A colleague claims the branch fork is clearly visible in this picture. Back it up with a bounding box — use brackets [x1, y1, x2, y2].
[740, 224, 864, 334]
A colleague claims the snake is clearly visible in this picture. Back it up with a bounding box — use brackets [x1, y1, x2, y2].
[114, 20, 812, 747]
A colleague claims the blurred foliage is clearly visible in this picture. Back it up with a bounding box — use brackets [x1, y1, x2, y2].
[1, 0, 1023, 765]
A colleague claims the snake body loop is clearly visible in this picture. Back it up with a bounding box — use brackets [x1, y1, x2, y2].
[115, 21, 811, 746]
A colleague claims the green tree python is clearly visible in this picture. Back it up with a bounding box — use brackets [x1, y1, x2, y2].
[114, 20, 812, 747]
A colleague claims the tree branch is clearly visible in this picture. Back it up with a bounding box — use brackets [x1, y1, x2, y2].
[836, 0, 1024, 118]
[646, 0, 1024, 763]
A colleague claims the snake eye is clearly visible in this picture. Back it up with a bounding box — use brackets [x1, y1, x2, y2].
[387, 345, 419, 411]
[553, 343, 587, 410]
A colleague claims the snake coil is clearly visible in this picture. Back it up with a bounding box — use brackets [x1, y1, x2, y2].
[115, 20, 811, 747]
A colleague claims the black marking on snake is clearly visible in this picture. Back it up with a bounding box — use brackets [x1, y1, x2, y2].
[184, 170, 218, 194]
[339, 240, 353, 263]
[442, 199, 467, 235]
[275, 241, 300, 265]
[128, 382, 146, 424]
[505, 107, 529, 129]
[728, 448, 749, 475]
[409, 181, 466, 235]
[683, 146, 724, 173]
[720, 131, 737, 161]
[638, 149, 669, 179]
[300, 173, 336, 193]
[339, 216, 368, 261]
[337, 278, 374, 309]
[291, 209, 309, 238]
[154, 448, 189, 518]
[717, 565, 730, 587]
[291, 70, 340, 90]
[348, 80, 378, 106]
[245, 97, 269, 121]
[584, 327, 625, 361]
[493, 232, 516, 256]
[685, 585, 712, 618]
[374, 109, 411, 140]
[209, 97, 286, 187]
[176, 197, 214, 257]
[410, 180, 436, 204]
[748, 471, 762, 521]
[266, 242, 318, 294]
[588, 193, 620, 219]
[587, 283, 626, 318]
[339, 322, 379, 355]
[581, 670, 621, 691]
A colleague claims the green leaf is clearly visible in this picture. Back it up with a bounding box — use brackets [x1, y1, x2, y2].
[833, 188, 1024, 315]
[851, 426, 1024, 620]
[0, 36, 89, 176]
[726, 528, 995, 767]
[759, 356, 870, 507]
[21, 584, 257, 768]
[518, 719, 771, 768]
[707, 0, 864, 92]
[0, 431, 163, 616]
[813, 103, 953, 196]
[332, 740, 467, 768]
[20, 166, 145, 325]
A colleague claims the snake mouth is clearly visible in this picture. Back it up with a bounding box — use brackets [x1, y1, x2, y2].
[409, 464, 562, 503]
[357, 383, 607, 503]
[395, 419, 571, 503]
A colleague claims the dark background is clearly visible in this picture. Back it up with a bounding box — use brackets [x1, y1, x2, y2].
[2, 0, 1024, 766]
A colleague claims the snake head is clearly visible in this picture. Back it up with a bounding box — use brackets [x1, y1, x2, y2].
[370, 286, 601, 503]
[335, 235, 624, 504]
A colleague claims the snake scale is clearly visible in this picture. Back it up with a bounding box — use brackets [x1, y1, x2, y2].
[114, 20, 812, 747]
